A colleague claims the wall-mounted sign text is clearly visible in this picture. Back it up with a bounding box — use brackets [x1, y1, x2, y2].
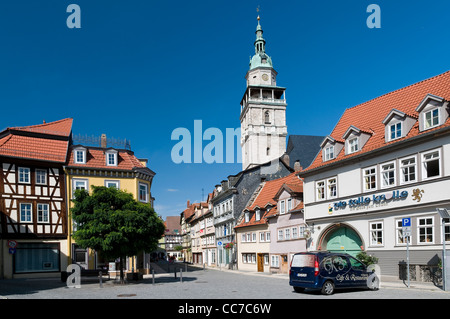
[333, 190, 408, 210]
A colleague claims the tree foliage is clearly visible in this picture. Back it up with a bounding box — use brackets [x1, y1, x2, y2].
[71, 186, 165, 276]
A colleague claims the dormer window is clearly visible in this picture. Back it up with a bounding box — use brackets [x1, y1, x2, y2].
[244, 212, 250, 223]
[105, 149, 118, 166]
[348, 137, 359, 153]
[416, 94, 448, 132]
[324, 146, 334, 161]
[255, 209, 261, 221]
[74, 147, 86, 164]
[424, 108, 439, 129]
[390, 122, 402, 140]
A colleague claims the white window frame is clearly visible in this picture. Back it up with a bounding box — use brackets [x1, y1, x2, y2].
[399, 155, 417, 184]
[421, 148, 441, 180]
[380, 161, 396, 188]
[105, 180, 120, 189]
[278, 229, 283, 241]
[327, 177, 337, 199]
[324, 145, 335, 161]
[244, 212, 250, 223]
[316, 180, 325, 201]
[280, 200, 285, 214]
[287, 198, 292, 212]
[418, 217, 434, 244]
[265, 232, 270, 242]
[35, 169, 47, 185]
[255, 209, 261, 221]
[105, 150, 118, 167]
[292, 227, 298, 239]
[363, 166, 377, 192]
[20, 203, 32, 222]
[72, 179, 88, 197]
[271, 255, 279, 268]
[370, 221, 384, 246]
[74, 148, 86, 164]
[424, 108, 440, 130]
[139, 182, 149, 203]
[389, 122, 402, 141]
[348, 137, 359, 154]
[37, 203, 49, 223]
[18, 167, 30, 184]
[396, 219, 409, 245]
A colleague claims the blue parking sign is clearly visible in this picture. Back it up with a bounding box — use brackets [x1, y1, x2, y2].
[402, 218, 411, 227]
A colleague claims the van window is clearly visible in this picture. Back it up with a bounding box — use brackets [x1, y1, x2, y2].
[349, 257, 365, 270]
[291, 254, 315, 267]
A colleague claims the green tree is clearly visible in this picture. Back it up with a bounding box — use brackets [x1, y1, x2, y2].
[71, 186, 165, 283]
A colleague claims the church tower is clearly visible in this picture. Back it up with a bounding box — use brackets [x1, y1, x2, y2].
[240, 16, 288, 170]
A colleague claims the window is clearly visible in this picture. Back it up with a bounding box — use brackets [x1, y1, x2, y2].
[327, 178, 337, 198]
[255, 209, 261, 221]
[400, 156, 416, 184]
[14, 243, 60, 273]
[424, 108, 439, 129]
[264, 111, 270, 124]
[389, 122, 402, 140]
[252, 232, 256, 242]
[20, 203, 32, 222]
[244, 212, 250, 223]
[73, 179, 88, 197]
[287, 198, 292, 212]
[105, 180, 120, 188]
[265, 232, 270, 242]
[280, 200, 285, 214]
[324, 146, 335, 161]
[370, 222, 383, 246]
[381, 162, 396, 188]
[106, 151, 118, 166]
[37, 203, 49, 223]
[278, 229, 283, 241]
[316, 181, 325, 201]
[349, 257, 365, 271]
[18, 167, 30, 184]
[363, 167, 377, 191]
[292, 227, 298, 239]
[271, 255, 279, 268]
[285, 228, 290, 240]
[139, 183, 149, 203]
[348, 137, 359, 153]
[396, 220, 409, 245]
[74, 149, 86, 164]
[443, 218, 450, 243]
[260, 232, 265, 242]
[422, 149, 441, 179]
[418, 217, 434, 244]
[36, 169, 47, 185]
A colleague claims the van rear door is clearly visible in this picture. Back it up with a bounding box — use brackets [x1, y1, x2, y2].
[290, 253, 316, 284]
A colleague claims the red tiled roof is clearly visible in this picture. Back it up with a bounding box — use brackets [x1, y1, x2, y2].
[9, 118, 73, 137]
[66, 146, 146, 170]
[305, 70, 450, 172]
[235, 172, 302, 229]
[0, 119, 72, 163]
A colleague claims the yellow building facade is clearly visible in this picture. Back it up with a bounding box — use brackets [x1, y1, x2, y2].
[65, 135, 155, 276]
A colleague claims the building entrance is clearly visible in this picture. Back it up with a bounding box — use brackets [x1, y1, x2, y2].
[325, 225, 362, 257]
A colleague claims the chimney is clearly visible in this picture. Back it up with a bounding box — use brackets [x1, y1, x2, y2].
[281, 153, 290, 167]
[101, 134, 107, 148]
[294, 160, 302, 172]
[187, 200, 190, 208]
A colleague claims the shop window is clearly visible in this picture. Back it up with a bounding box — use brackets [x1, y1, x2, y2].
[14, 243, 60, 274]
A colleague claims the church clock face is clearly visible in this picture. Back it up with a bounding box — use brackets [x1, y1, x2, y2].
[262, 74, 268, 81]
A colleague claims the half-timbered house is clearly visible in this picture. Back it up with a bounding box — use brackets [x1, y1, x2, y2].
[0, 118, 73, 278]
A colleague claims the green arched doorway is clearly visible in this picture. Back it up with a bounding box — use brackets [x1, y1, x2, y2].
[325, 226, 362, 257]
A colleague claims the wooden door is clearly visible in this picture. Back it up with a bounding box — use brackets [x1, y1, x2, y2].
[257, 254, 264, 272]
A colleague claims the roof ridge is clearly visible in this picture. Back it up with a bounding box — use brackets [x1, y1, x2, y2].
[345, 70, 450, 112]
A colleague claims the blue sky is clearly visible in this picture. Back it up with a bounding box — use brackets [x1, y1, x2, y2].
[1, 1, 449, 219]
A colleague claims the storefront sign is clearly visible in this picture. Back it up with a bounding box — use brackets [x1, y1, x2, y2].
[333, 190, 408, 211]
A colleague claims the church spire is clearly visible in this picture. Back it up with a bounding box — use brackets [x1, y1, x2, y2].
[249, 15, 273, 70]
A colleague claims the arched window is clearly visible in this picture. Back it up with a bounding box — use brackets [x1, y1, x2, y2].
[264, 111, 270, 124]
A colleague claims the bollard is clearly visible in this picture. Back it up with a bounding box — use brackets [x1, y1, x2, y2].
[174, 268, 177, 279]
[152, 269, 155, 284]
[180, 269, 183, 283]
[185, 262, 187, 273]
[99, 271, 103, 288]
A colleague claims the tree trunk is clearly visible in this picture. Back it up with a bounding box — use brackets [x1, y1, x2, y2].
[119, 256, 125, 284]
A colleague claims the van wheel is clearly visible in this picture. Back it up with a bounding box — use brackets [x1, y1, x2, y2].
[321, 281, 335, 295]
[293, 287, 305, 293]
